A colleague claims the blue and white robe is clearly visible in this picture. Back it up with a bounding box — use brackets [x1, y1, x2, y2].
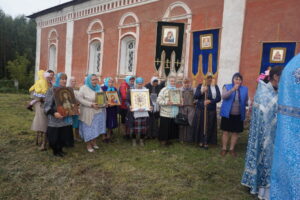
[270, 54, 300, 200]
[241, 80, 278, 200]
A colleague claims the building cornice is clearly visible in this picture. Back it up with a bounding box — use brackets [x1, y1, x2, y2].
[33, 0, 159, 28]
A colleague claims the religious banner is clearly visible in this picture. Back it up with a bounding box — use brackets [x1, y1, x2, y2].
[260, 42, 296, 73]
[191, 29, 220, 82]
[155, 21, 185, 76]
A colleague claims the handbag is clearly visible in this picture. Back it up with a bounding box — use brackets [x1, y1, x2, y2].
[174, 113, 189, 126]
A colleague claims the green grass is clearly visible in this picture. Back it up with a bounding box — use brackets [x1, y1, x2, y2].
[0, 93, 254, 200]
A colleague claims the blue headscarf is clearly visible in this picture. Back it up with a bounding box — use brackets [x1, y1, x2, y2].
[135, 77, 144, 84]
[231, 73, 243, 86]
[53, 72, 64, 88]
[104, 77, 116, 91]
[125, 76, 132, 84]
[85, 74, 100, 92]
[125, 76, 135, 88]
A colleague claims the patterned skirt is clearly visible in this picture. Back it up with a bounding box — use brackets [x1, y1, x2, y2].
[79, 111, 106, 142]
[129, 117, 148, 138]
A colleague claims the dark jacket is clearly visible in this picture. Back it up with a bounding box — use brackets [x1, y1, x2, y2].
[194, 84, 221, 111]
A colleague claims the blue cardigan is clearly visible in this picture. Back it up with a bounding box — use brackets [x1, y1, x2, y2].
[220, 84, 248, 121]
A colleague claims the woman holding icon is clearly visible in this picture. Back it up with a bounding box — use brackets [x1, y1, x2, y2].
[77, 74, 106, 152]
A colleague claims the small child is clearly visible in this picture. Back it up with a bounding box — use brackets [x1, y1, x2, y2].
[27, 70, 50, 111]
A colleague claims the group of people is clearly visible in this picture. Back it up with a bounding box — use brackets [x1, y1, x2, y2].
[28, 56, 299, 199]
[29, 70, 251, 157]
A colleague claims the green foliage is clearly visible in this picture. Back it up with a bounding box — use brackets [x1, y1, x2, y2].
[0, 94, 254, 200]
[6, 54, 34, 90]
[0, 9, 36, 80]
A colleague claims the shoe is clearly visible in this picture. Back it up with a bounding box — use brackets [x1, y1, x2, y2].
[229, 150, 237, 157]
[87, 148, 94, 153]
[220, 149, 227, 157]
[132, 139, 137, 147]
[27, 105, 33, 111]
[139, 139, 144, 146]
[93, 145, 99, 149]
[203, 145, 208, 150]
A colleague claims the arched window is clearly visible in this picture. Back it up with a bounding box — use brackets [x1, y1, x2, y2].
[87, 19, 104, 75]
[48, 44, 57, 71]
[48, 29, 58, 72]
[120, 36, 136, 75]
[88, 40, 101, 74]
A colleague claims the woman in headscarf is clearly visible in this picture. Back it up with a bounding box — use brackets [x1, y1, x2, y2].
[157, 76, 180, 145]
[241, 66, 284, 200]
[29, 70, 50, 150]
[67, 76, 81, 142]
[77, 74, 106, 152]
[101, 77, 118, 142]
[44, 73, 73, 157]
[178, 78, 195, 143]
[145, 76, 160, 139]
[119, 76, 135, 138]
[125, 77, 151, 146]
[270, 54, 300, 200]
[192, 73, 221, 149]
[220, 73, 248, 157]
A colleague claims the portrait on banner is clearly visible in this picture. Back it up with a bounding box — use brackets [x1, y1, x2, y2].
[270, 47, 286, 63]
[54, 87, 79, 117]
[161, 26, 179, 46]
[200, 34, 213, 50]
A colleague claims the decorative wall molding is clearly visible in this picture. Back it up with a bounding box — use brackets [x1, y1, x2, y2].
[35, 0, 159, 28]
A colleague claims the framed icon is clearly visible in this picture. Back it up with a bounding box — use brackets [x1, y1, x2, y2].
[130, 89, 151, 111]
[105, 91, 121, 106]
[54, 87, 79, 117]
[161, 26, 179, 46]
[270, 47, 286, 63]
[169, 89, 182, 105]
[95, 92, 107, 107]
[200, 34, 213, 50]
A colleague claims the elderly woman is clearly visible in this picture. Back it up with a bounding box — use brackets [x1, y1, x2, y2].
[44, 73, 73, 157]
[157, 76, 180, 145]
[192, 73, 221, 149]
[178, 78, 195, 143]
[101, 77, 118, 142]
[126, 77, 151, 146]
[145, 76, 161, 139]
[220, 73, 248, 157]
[77, 74, 106, 152]
[67, 76, 81, 142]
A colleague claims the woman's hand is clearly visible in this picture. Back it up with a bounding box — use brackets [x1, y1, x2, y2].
[54, 112, 63, 119]
[150, 106, 153, 111]
[204, 100, 211, 106]
[130, 106, 133, 111]
[91, 103, 99, 109]
[233, 84, 240, 91]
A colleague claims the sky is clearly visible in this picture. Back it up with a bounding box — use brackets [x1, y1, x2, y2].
[0, 0, 72, 17]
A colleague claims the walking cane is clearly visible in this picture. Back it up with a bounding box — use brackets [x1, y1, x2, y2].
[203, 80, 208, 148]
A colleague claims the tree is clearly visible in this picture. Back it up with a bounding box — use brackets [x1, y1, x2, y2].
[6, 54, 34, 90]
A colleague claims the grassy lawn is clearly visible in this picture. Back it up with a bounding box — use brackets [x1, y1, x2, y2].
[0, 93, 254, 200]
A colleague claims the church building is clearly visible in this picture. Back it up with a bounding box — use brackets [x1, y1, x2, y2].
[28, 0, 300, 97]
